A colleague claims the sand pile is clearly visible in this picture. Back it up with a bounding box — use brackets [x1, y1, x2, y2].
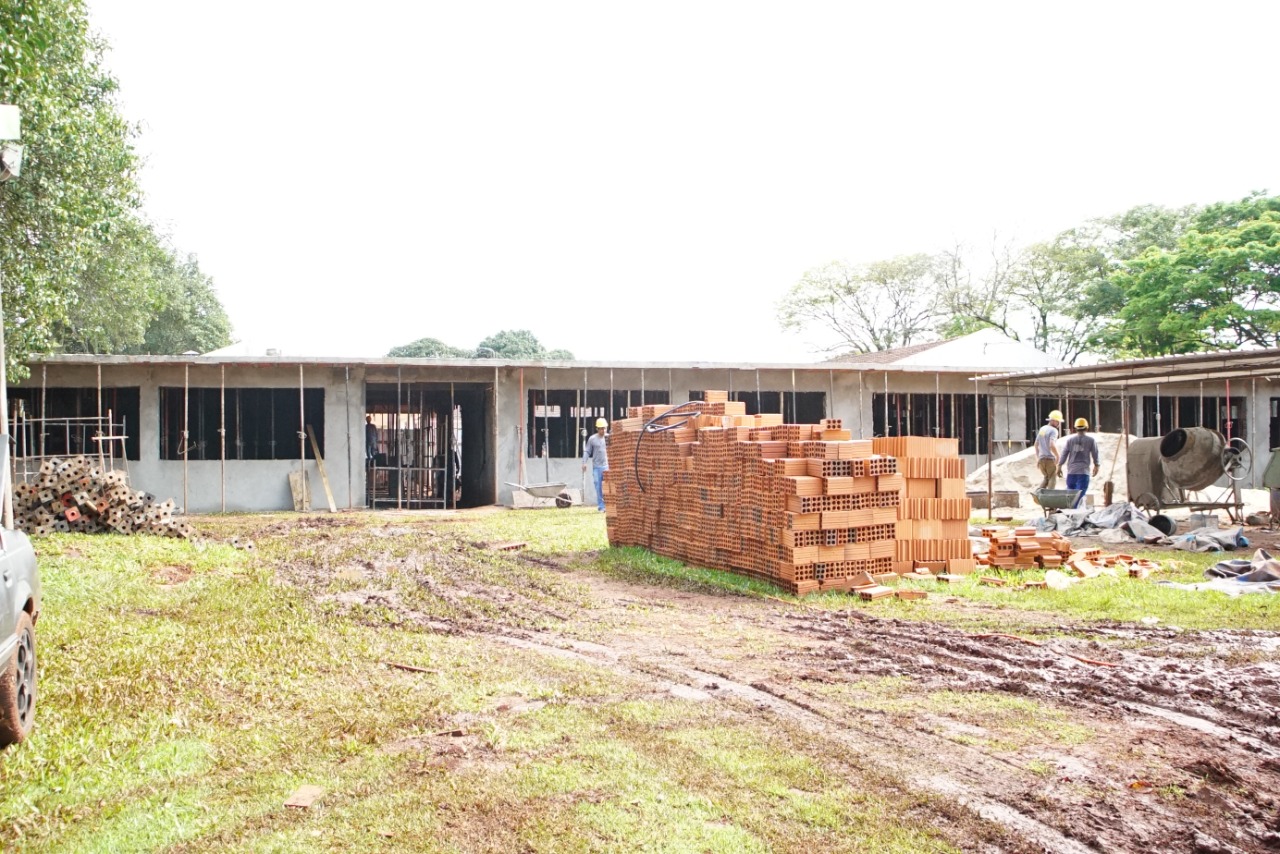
[967, 434, 1133, 512]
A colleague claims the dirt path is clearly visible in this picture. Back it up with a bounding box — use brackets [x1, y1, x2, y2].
[496, 568, 1280, 854]
[226, 513, 1280, 852]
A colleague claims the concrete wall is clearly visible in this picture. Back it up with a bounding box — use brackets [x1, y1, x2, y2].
[35, 359, 1265, 511]
[11, 362, 367, 513]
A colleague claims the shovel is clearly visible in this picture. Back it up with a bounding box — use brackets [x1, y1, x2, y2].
[1103, 433, 1122, 506]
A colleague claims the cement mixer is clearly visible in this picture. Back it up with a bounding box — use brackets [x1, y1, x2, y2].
[1126, 426, 1252, 525]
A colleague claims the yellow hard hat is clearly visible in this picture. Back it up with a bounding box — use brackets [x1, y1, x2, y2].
[1047, 410, 1064, 422]
[595, 418, 608, 428]
[1074, 417, 1089, 429]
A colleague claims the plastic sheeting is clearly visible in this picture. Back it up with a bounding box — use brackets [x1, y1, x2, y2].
[1156, 548, 1280, 595]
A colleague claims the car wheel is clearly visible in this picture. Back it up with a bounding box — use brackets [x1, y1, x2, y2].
[0, 611, 36, 747]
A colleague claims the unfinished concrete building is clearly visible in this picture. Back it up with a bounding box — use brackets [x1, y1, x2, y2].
[37, 330, 1274, 515]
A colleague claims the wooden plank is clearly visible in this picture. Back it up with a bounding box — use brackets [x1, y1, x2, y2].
[288, 470, 310, 512]
[305, 425, 337, 513]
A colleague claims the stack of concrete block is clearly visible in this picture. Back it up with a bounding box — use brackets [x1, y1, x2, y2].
[13, 456, 194, 538]
[606, 397, 901, 596]
[872, 437, 972, 575]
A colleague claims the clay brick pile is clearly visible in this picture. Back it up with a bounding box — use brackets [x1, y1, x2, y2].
[974, 531, 1161, 579]
[605, 394, 965, 595]
[873, 437, 973, 577]
[13, 456, 195, 538]
[977, 525, 1071, 569]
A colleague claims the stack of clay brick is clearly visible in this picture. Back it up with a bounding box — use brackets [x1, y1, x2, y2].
[975, 533, 1161, 579]
[606, 393, 906, 595]
[13, 456, 195, 538]
[977, 525, 1071, 569]
[872, 437, 974, 577]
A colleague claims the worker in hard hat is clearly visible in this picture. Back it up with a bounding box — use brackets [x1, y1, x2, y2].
[1057, 417, 1100, 509]
[582, 417, 610, 512]
[1035, 410, 1064, 491]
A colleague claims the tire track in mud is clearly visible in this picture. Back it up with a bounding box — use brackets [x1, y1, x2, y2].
[484, 586, 1280, 854]
[782, 610, 1280, 756]
[489, 631, 1095, 853]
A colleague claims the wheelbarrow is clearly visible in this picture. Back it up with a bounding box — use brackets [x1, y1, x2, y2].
[505, 482, 573, 508]
[1032, 488, 1083, 517]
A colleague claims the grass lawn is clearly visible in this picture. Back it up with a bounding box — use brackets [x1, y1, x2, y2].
[1, 518, 971, 852]
[2, 507, 1271, 850]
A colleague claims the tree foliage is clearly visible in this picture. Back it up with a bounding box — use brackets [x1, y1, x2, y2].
[386, 329, 574, 360]
[1095, 195, 1280, 355]
[0, 0, 234, 367]
[778, 255, 944, 354]
[387, 337, 471, 358]
[932, 205, 1202, 363]
[0, 0, 140, 377]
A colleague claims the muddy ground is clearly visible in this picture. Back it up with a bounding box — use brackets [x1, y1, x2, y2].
[224, 514, 1280, 853]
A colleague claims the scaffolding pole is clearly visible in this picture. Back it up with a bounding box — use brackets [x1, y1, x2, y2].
[344, 366, 352, 510]
[183, 365, 189, 514]
[300, 365, 308, 509]
[220, 365, 226, 513]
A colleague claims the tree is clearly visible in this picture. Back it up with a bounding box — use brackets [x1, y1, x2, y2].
[936, 238, 1021, 341]
[474, 329, 573, 360]
[386, 330, 575, 359]
[939, 205, 1201, 363]
[1096, 194, 1280, 355]
[778, 254, 944, 354]
[130, 252, 233, 354]
[0, 0, 141, 378]
[386, 337, 471, 358]
[54, 212, 166, 353]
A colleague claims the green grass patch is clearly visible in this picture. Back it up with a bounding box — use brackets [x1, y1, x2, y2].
[1, 521, 971, 852]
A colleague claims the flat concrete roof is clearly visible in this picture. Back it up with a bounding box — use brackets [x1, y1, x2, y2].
[978, 347, 1280, 389]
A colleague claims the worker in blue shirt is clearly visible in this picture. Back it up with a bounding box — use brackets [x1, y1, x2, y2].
[581, 418, 609, 511]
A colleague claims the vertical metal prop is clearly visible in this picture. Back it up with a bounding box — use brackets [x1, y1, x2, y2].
[935, 372, 941, 437]
[609, 368, 614, 425]
[973, 386, 980, 458]
[755, 368, 761, 413]
[396, 367, 402, 510]
[183, 364, 189, 514]
[581, 369, 588, 499]
[40, 364, 46, 458]
[790, 369, 796, 424]
[1155, 384, 1161, 435]
[986, 390, 995, 513]
[828, 370, 834, 419]
[858, 372, 864, 436]
[450, 381, 456, 509]
[299, 365, 308, 509]
[518, 368, 526, 488]
[220, 365, 226, 512]
[883, 373, 888, 435]
[542, 366, 550, 483]
[96, 364, 104, 469]
[343, 366, 351, 510]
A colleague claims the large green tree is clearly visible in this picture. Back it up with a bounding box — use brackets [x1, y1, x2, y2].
[1096, 194, 1280, 355]
[778, 254, 944, 354]
[0, 0, 141, 377]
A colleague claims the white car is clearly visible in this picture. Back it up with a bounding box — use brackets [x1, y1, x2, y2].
[0, 437, 39, 747]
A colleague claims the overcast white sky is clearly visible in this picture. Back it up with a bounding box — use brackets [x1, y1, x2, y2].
[85, 0, 1280, 362]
